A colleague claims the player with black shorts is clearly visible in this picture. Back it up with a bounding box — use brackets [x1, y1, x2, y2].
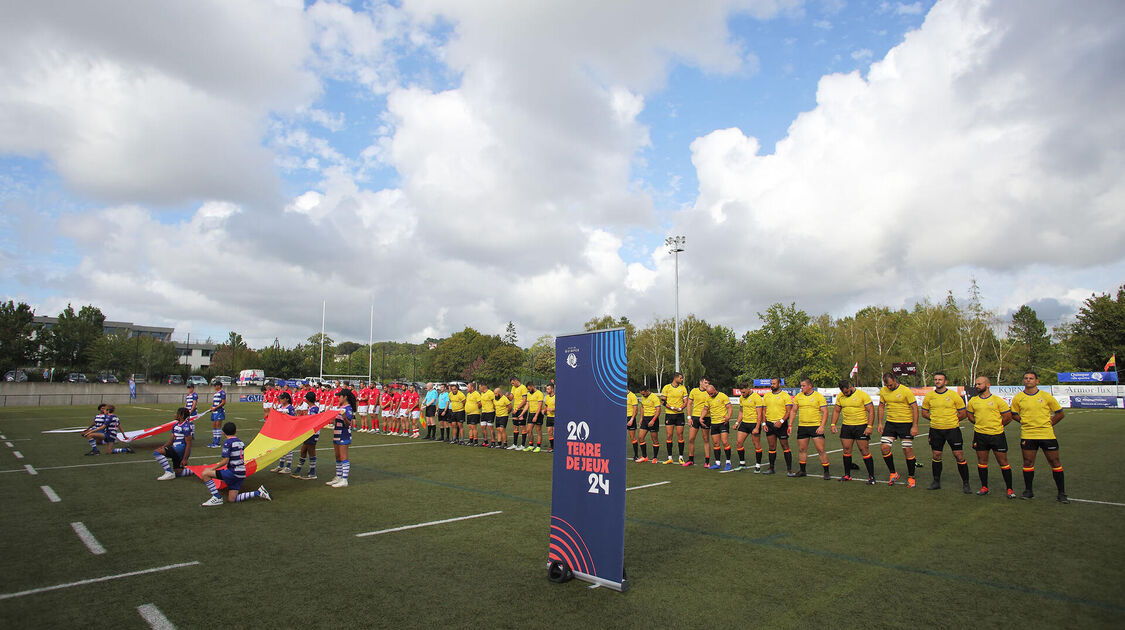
[830, 379, 876, 484]
[921, 372, 970, 493]
[1011, 371, 1067, 503]
[705, 384, 733, 470]
[760, 378, 793, 475]
[682, 378, 711, 467]
[965, 376, 1015, 498]
[660, 372, 688, 464]
[877, 373, 919, 487]
[627, 390, 640, 459]
[792, 378, 831, 479]
[735, 384, 763, 471]
[635, 386, 662, 463]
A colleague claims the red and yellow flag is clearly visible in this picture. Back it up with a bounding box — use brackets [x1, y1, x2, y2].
[1106, 354, 1117, 371]
[188, 409, 338, 487]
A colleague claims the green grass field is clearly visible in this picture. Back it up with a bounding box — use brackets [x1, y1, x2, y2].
[1, 402, 1123, 629]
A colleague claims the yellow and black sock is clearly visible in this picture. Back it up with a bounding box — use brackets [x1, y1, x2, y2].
[883, 454, 896, 473]
[932, 459, 942, 481]
[978, 463, 989, 487]
[956, 460, 969, 483]
[1052, 466, 1065, 493]
[1000, 464, 1013, 490]
[863, 453, 875, 477]
[1023, 466, 1035, 491]
[906, 456, 917, 477]
[677, 440, 685, 456]
[737, 448, 745, 465]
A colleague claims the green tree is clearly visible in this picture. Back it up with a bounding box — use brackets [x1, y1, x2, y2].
[44, 304, 105, 371]
[336, 341, 363, 355]
[1068, 285, 1125, 370]
[701, 323, 739, 389]
[529, 334, 556, 381]
[0, 300, 38, 371]
[503, 321, 518, 346]
[1008, 305, 1051, 372]
[482, 345, 525, 384]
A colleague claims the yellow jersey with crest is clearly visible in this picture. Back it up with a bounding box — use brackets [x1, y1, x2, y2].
[836, 389, 873, 426]
[966, 394, 1009, 435]
[922, 388, 965, 430]
[878, 385, 916, 423]
[794, 391, 828, 427]
[1011, 389, 1061, 439]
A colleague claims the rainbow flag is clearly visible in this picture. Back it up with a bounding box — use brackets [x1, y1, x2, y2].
[188, 409, 338, 488]
[1106, 354, 1117, 371]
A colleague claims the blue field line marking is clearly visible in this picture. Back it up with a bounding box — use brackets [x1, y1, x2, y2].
[367, 465, 1125, 613]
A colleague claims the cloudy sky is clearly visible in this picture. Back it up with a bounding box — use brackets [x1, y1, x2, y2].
[1, 0, 1122, 348]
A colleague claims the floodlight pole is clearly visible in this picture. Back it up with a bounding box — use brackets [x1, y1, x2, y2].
[319, 300, 325, 381]
[666, 236, 686, 373]
[368, 302, 374, 382]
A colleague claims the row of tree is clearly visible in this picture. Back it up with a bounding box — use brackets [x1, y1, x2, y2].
[2, 283, 1121, 388]
[604, 282, 1125, 390]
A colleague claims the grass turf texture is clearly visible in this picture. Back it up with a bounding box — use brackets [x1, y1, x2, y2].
[0, 403, 1123, 629]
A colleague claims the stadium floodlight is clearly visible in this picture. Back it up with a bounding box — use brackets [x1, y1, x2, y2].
[665, 235, 686, 373]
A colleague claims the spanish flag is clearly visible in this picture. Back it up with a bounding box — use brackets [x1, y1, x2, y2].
[188, 409, 338, 488]
[1106, 354, 1117, 371]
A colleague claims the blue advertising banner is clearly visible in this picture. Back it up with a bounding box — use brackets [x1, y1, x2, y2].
[1070, 395, 1118, 408]
[753, 378, 785, 387]
[239, 394, 265, 403]
[550, 328, 628, 591]
[1058, 372, 1117, 383]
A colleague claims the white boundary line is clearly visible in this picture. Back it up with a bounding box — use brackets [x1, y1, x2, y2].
[347, 441, 441, 450]
[1070, 497, 1125, 507]
[137, 603, 176, 630]
[71, 521, 106, 555]
[24, 464, 36, 475]
[356, 510, 503, 537]
[626, 481, 671, 491]
[41, 485, 60, 503]
[0, 561, 200, 601]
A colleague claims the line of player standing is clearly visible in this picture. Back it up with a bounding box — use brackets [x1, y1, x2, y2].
[627, 370, 1070, 503]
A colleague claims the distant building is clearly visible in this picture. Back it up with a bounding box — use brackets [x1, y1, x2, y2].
[32, 316, 174, 342]
[176, 342, 216, 370]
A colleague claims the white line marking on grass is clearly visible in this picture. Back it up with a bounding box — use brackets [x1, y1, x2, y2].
[356, 510, 503, 537]
[1070, 498, 1125, 507]
[12, 451, 23, 459]
[4, 441, 12, 447]
[137, 603, 176, 630]
[347, 441, 441, 450]
[626, 481, 671, 491]
[25, 464, 37, 475]
[71, 521, 106, 554]
[0, 434, 5, 439]
[41, 486, 60, 503]
[0, 561, 200, 601]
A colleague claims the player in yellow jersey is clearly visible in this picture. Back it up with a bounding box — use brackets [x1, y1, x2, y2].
[493, 388, 512, 449]
[448, 383, 466, 444]
[526, 383, 545, 452]
[1010, 371, 1067, 503]
[682, 377, 712, 467]
[793, 378, 831, 480]
[508, 377, 529, 450]
[761, 378, 794, 475]
[920, 372, 970, 492]
[660, 372, 689, 464]
[544, 384, 557, 452]
[627, 389, 641, 460]
[877, 373, 919, 487]
[465, 381, 482, 446]
[830, 379, 877, 484]
[478, 383, 496, 447]
[965, 376, 1016, 498]
[734, 383, 764, 471]
[703, 384, 733, 470]
[635, 386, 663, 463]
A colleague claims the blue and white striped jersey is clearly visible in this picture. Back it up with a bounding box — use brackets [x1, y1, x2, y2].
[334, 405, 353, 442]
[278, 404, 295, 416]
[103, 414, 120, 439]
[172, 420, 194, 451]
[221, 437, 246, 477]
[185, 392, 198, 413]
[212, 389, 226, 419]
